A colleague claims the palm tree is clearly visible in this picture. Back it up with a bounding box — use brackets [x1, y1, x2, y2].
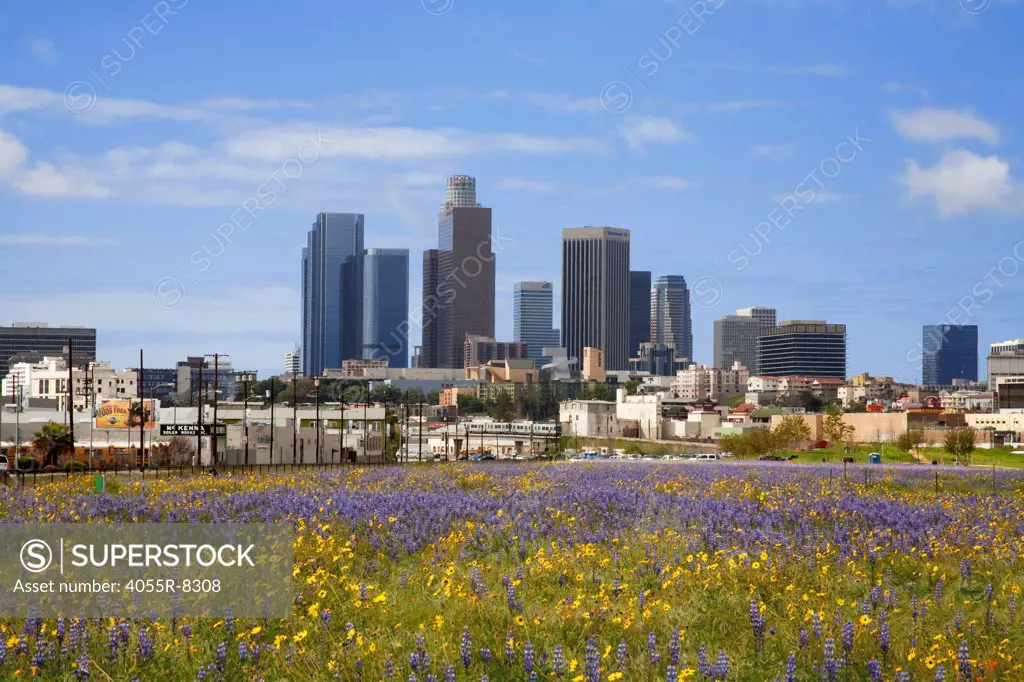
[32, 421, 74, 467]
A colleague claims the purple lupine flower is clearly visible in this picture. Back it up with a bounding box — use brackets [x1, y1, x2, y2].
[934, 663, 946, 681]
[238, 641, 249, 664]
[799, 628, 810, 649]
[251, 644, 262, 666]
[866, 658, 882, 682]
[639, 589, 647, 610]
[841, 620, 854, 655]
[138, 628, 155, 661]
[698, 644, 710, 677]
[182, 623, 192, 640]
[215, 642, 227, 672]
[74, 652, 89, 680]
[934, 580, 944, 603]
[895, 672, 910, 682]
[878, 623, 890, 658]
[445, 665, 456, 682]
[480, 676, 488, 682]
[957, 640, 972, 680]
[954, 609, 964, 632]
[552, 645, 565, 677]
[0, 638, 6, 667]
[812, 612, 822, 639]
[750, 600, 766, 650]
[711, 650, 730, 681]
[408, 674, 418, 682]
[427, 675, 437, 682]
[616, 640, 628, 671]
[505, 633, 515, 665]
[669, 629, 680, 666]
[107, 626, 119, 662]
[480, 648, 492, 665]
[647, 632, 658, 665]
[460, 627, 472, 670]
[786, 651, 796, 682]
[524, 641, 535, 675]
[665, 665, 678, 682]
[584, 636, 600, 682]
[359, 583, 368, 602]
[959, 558, 972, 581]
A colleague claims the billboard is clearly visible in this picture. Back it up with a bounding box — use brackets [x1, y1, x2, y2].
[95, 399, 156, 429]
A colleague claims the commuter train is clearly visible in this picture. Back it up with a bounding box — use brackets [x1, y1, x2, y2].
[463, 421, 561, 437]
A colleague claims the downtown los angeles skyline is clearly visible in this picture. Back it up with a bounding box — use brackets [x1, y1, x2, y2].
[1, 0, 1024, 380]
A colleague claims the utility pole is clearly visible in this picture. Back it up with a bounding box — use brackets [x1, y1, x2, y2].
[238, 372, 257, 466]
[207, 354, 226, 467]
[314, 378, 321, 464]
[138, 349, 145, 468]
[362, 382, 368, 463]
[340, 380, 346, 463]
[292, 377, 298, 464]
[67, 337, 75, 454]
[269, 380, 276, 465]
[418, 395, 424, 463]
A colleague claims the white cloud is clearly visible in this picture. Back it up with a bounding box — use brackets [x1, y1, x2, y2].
[890, 107, 1000, 145]
[28, 38, 56, 63]
[900, 149, 1019, 216]
[617, 117, 690, 150]
[0, 234, 113, 246]
[496, 178, 553, 192]
[0, 129, 111, 198]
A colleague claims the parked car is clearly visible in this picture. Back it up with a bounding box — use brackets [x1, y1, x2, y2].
[688, 453, 720, 461]
[0, 455, 8, 472]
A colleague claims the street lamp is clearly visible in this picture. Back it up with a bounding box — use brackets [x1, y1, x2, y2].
[237, 372, 258, 466]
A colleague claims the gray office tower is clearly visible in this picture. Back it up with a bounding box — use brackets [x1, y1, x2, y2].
[420, 249, 440, 368]
[714, 314, 760, 372]
[0, 323, 96, 376]
[651, 275, 693, 361]
[629, 271, 652, 358]
[514, 281, 560, 367]
[362, 249, 410, 368]
[302, 213, 364, 376]
[430, 176, 495, 369]
[561, 227, 631, 371]
[921, 324, 978, 386]
[758, 320, 847, 379]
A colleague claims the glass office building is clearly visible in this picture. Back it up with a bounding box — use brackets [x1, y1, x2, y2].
[629, 271, 652, 358]
[302, 213, 364, 375]
[514, 281, 560, 367]
[758, 320, 847, 379]
[922, 324, 978, 386]
[362, 249, 410, 368]
[651, 275, 693, 361]
[0, 323, 96, 377]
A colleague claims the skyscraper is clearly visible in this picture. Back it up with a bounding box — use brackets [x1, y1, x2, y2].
[302, 213, 364, 375]
[713, 314, 760, 372]
[758, 320, 847, 379]
[362, 249, 410, 368]
[629, 271, 652, 358]
[421, 249, 440, 369]
[922, 324, 978, 386]
[737, 306, 777, 331]
[514, 281, 559, 367]
[561, 227, 631, 371]
[651, 275, 693, 361]
[432, 176, 495, 369]
[0, 323, 96, 377]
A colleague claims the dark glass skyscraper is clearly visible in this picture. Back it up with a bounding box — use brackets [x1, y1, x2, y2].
[561, 227, 631, 371]
[362, 249, 410, 368]
[420, 249, 440, 368]
[302, 213, 364, 375]
[651, 275, 693, 361]
[629, 271, 651, 358]
[0, 323, 96, 376]
[922, 324, 978, 385]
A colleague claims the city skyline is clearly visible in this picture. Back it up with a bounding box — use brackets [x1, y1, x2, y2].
[3, 2, 1023, 377]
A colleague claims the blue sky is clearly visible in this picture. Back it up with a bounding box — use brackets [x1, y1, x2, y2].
[1, 0, 1023, 381]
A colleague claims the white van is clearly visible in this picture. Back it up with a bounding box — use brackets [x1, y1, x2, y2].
[688, 453, 720, 461]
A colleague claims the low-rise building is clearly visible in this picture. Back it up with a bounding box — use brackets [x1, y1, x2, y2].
[673, 361, 749, 401]
[582, 347, 606, 382]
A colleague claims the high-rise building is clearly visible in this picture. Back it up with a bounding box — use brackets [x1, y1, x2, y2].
[284, 345, 302, 378]
[561, 227, 631, 371]
[514, 281, 559, 367]
[650, 275, 693, 361]
[921, 324, 978, 386]
[0, 323, 96, 377]
[421, 249, 440, 369]
[302, 213, 364, 375]
[362, 248, 410, 368]
[987, 339, 1024, 391]
[757, 320, 847, 379]
[629, 271, 652, 358]
[713, 314, 760, 372]
[463, 335, 527, 368]
[628, 342, 690, 377]
[432, 176, 495, 369]
[737, 306, 777, 330]
[175, 356, 237, 402]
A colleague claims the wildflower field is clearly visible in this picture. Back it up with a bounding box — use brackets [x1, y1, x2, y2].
[1, 463, 1023, 681]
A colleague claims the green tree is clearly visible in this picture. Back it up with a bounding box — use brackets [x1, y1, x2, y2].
[822, 405, 854, 456]
[772, 416, 812, 452]
[458, 395, 486, 414]
[32, 421, 74, 467]
[370, 385, 403, 405]
[489, 391, 516, 422]
[623, 379, 643, 396]
[895, 428, 925, 456]
[943, 426, 977, 466]
[426, 390, 441, 406]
